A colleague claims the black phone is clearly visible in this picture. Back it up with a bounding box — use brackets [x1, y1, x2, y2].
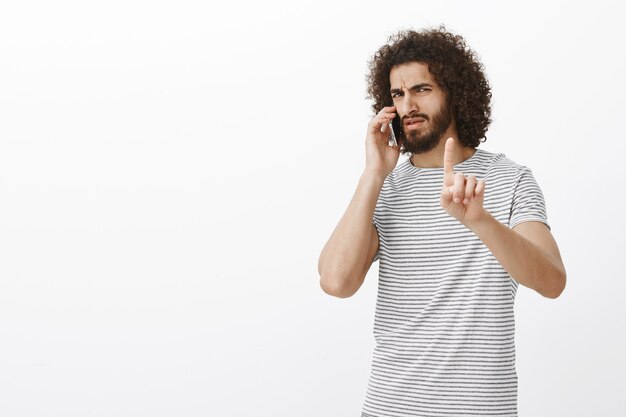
[388, 114, 403, 147]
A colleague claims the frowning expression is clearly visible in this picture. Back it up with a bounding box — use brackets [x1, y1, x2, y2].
[389, 61, 452, 154]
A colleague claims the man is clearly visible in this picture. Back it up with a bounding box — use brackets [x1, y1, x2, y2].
[317, 26, 566, 417]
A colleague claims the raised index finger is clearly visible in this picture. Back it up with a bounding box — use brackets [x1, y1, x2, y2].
[443, 137, 455, 185]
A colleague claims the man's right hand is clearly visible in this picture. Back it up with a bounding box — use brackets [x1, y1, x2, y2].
[364, 106, 402, 179]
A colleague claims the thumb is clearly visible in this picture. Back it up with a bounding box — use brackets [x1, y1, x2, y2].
[440, 183, 453, 206]
[475, 179, 486, 204]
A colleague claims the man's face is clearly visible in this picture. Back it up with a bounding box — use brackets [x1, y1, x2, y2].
[389, 62, 452, 155]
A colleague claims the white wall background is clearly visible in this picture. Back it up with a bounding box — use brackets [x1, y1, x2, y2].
[1, 1, 624, 416]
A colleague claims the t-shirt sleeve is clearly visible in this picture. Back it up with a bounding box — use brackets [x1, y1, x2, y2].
[371, 194, 383, 263]
[509, 166, 551, 231]
[371, 221, 380, 262]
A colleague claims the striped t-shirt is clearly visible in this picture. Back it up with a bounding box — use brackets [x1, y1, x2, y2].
[361, 147, 550, 417]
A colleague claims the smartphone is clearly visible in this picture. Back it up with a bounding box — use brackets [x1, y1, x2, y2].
[388, 114, 403, 147]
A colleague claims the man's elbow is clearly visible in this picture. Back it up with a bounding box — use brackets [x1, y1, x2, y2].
[543, 268, 567, 299]
[319, 276, 358, 299]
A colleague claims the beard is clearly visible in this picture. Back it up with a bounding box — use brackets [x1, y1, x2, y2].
[398, 101, 453, 156]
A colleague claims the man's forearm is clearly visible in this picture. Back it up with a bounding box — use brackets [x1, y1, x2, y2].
[464, 211, 566, 298]
[318, 171, 385, 297]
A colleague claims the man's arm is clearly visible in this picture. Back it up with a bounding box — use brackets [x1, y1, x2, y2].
[318, 171, 384, 298]
[439, 137, 566, 299]
[466, 214, 566, 299]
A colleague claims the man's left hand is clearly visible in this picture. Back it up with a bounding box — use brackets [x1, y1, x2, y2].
[440, 137, 487, 226]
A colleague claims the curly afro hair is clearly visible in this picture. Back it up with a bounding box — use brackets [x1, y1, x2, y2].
[366, 24, 492, 148]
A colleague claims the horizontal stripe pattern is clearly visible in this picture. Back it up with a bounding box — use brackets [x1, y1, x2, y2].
[363, 148, 549, 417]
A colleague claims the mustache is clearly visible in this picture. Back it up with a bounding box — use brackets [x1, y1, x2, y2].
[402, 112, 429, 122]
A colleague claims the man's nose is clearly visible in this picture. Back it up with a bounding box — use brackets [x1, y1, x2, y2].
[398, 94, 419, 117]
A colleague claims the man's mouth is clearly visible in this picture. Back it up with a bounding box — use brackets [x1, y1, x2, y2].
[404, 118, 426, 129]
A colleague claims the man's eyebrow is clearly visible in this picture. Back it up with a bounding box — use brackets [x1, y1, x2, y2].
[390, 83, 433, 94]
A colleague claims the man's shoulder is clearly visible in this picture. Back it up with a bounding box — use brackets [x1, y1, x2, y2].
[476, 148, 529, 175]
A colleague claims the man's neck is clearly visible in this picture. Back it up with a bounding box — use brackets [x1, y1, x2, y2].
[410, 135, 476, 168]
